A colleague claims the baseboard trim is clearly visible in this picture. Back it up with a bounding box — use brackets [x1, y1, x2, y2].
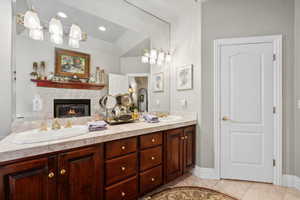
[192, 166, 220, 180]
[279, 175, 300, 191]
[193, 168, 299, 191]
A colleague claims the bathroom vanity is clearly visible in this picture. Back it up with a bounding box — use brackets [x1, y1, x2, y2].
[0, 118, 196, 200]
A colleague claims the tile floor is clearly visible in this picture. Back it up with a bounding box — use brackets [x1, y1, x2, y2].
[142, 174, 300, 200]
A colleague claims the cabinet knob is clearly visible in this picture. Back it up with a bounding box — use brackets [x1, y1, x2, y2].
[151, 138, 155, 143]
[60, 169, 66, 175]
[121, 146, 126, 150]
[121, 192, 126, 197]
[185, 136, 188, 140]
[181, 136, 185, 140]
[48, 172, 55, 178]
[151, 178, 155, 182]
[121, 166, 126, 171]
[151, 156, 155, 160]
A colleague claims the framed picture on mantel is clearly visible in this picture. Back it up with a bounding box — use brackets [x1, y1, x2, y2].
[55, 48, 90, 79]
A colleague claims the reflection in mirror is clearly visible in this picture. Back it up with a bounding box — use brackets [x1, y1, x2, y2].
[12, 0, 170, 122]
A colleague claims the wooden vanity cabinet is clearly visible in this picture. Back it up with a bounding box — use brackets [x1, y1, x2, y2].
[0, 145, 103, 200]
[164, 126, 196, 183]
[0, 156, 57, 200]
[0, 125, 196, 200]
[57, 146, 103, 200]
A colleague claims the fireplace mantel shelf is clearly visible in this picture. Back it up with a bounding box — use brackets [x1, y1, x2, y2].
[31, 79, 106, 90]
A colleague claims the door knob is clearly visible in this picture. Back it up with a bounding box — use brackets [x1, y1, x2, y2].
[222, 116, 230, 121]
[48, 172, 55, 178]
[60, 169, 66, 175]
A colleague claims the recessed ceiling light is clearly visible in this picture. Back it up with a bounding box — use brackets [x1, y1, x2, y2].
[98, 26, 106, 32]
[57, 12, 67, 18]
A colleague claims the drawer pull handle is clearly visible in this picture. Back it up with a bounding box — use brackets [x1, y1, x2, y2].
[151, 138, 155, 143]
[151, 178, 155, 182]
[121, 166, 126, 171]
[121, 192, 126, 197]
[48, 172, 55, 178]
[121, 146, 126, 150]
[60, 169, 66, 175]
[151, 156, 155, 160]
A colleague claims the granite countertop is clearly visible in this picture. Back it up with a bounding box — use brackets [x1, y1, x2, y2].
[0, 115, 197, 164]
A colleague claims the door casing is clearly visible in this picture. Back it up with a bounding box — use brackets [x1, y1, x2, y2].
[213, 35, 283, 185]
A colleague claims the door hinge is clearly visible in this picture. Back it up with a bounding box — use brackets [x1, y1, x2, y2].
[273, 159, 276, 167]
[273, 54, 276, 61]
[273, 106, 276, 114]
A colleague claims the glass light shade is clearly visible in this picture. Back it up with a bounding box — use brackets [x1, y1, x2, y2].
[157, 59, 163, 66]
[149, 58, 156, 65]
[29, 28, 44, 40]
[165, 53, 172, 63]
[141, 56, 149, 64]
[158, 51, 165, 62]
[24, 10, 41, 29]
[150, 49, 158, 59]
[49, 18, 63, 36]
[50, 34, 63, 44]
[69, 24, 82, 40]
[69, 38, 80, 48]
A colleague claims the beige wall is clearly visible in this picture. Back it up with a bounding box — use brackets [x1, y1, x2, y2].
[202, 0, 295, 174]
[294, 1, 300, 177]
[0, 0, 12, 138]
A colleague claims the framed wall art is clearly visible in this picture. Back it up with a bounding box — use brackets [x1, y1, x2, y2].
[176, 64, 193, 90]
[55, 48, 90, 79]
[153, 72, 164, 92]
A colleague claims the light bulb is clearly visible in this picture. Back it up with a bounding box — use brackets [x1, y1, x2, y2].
[150, 49, 158, 60]
[150, 58, 156, 65]
[141, 56, 149, 64]
[29, 28, 44, 40]
[166, 52, 172, 63]
[50, 34, 63, 44]
[158, 51, 165, 62]
[69, 38, 80, 48]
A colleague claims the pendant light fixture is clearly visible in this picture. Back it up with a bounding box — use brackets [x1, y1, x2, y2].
[141, 49, 171, 65]
[69, 24, 82, 48]
[49, 17, 63, 45]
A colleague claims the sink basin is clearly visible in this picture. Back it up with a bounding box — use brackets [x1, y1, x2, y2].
[159, 115, 183, 122]
[11, 125, 88, 144]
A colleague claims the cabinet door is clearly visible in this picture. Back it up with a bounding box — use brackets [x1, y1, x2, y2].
[183, 126, 196, 173]
[0, 156, 57, 200]
[164, 128, 184, 183]
[58, 145, 103, 200]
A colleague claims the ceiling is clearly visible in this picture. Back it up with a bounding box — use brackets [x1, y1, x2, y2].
[16, 0, 131, 43]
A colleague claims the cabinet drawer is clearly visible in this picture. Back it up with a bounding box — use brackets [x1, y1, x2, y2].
[105, 176, 138, 200]
[105, 153, 137, 185]
[105, 137, 137, 159]
[140, 146, 162, 171]
[140, 132, 162, 150]
[140, 165, 162, 194]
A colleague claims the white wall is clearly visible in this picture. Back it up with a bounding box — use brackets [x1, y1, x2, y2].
[0, 0, 12, 138]
[120, 57, 150, 74]
[170, 2, 202, 165]
[15, 34, 121, 118]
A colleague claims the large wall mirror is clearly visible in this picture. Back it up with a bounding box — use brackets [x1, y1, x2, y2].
[12, 0, 171, 121]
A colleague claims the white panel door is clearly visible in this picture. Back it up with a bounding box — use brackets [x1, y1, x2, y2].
[108, 74, 128, 96]
[220, 42, 274, 183]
